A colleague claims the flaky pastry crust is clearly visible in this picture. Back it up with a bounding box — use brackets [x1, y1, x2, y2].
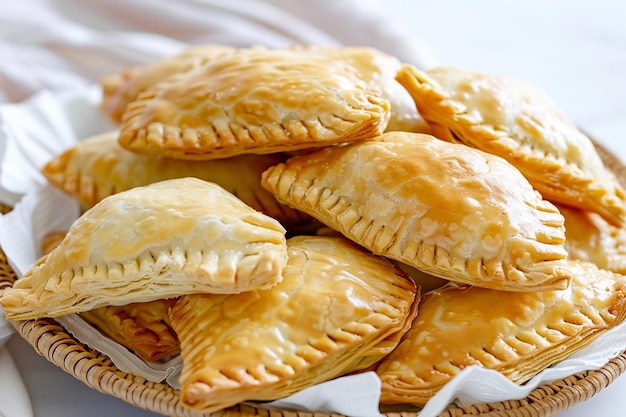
[118, 48, 390, 160]
[100, 44, 236, 123]
[39, 229, 181, 362]
[170, 235, 419, 412]
[376, 261, 626, 405]
[0, 178, 287, 320]
[261, 131, 571, 291]
[42, 130, 311, 229]
[558, 204, 626, 274]
[297, 45, 430, 133]
[396, 65, 626, 227]
[80, 299, 180, 362]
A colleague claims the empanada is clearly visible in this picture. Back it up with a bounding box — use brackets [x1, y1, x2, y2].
[119, 48, 390, 160]
[169, 235, 419, 413]
[376, 260, 626, 406]
[261, 131, 570, 291]
[0, 178, 287, 320]
[396, 65, 626, 226]
[558, 204, 626, 274]
[80, 299, 180, 362]
[41, 230, 68, 256]
[42, 130, 312, 229]
[100, 44, 236, 123]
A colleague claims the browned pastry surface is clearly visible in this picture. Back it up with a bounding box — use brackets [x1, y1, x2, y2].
[396, 65, 626, 227]
[170, 235, 419, 412]
[118, 48, 390, 160]
[261, 131, 570, 291]
[376, 260, 626, 406]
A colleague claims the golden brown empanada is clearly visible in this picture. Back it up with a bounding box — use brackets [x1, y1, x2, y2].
[169, 235, 419, 413]
[38, 229, 181, 362]
[376, 260, 626, 406]
[558, 204, 626, 274]
[261, 131, 570, 291]
[42, 130, 312, 230]
[119, 48, 390, 160]
[80, 299, 180, 362]
[396, 65, 626, 227]
[297, 45, 430, 133]
[41, 230, 68, 256]
[0, 178, 287, 320]
[100, 44, 236, 123]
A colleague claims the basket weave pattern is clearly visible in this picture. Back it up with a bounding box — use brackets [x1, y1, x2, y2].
[1, 140, 626, 417]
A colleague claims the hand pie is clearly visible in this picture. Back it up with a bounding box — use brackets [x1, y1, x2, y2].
[376, 260, 626, 406]
[169, 235, 419, 413]
[558, 204, 626, 274]
[261, 131, 570, 291]
[100, 44, 236, 123]
[41, 230, 68, 257]
[119, 48, 390, 160]
[80, 299, 180, 362]
[396, 65, 626, 227]
[0, 178, 287, 320]
[297, 45, 430, 133]
[38, 229, 181, 362]
[42, 130, 312, 230]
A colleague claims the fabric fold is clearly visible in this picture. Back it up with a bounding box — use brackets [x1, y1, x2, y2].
[0, 346, 34, 417]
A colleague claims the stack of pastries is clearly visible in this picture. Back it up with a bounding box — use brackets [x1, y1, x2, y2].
[2, 44, 626, 413]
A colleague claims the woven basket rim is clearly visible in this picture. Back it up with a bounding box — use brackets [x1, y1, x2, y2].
[1, 140, 626, 417]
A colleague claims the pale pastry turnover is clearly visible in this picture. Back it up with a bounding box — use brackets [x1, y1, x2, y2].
[169, 235, 419, 413]
[119, 48, 390, 160]
[42, 130, 312, 230]
[38, 230, 181, 362]
[100, 44, 236, 123]
[0, 178, 287, 320]
[261, 131, 571, 291]
[296, 45, 430, 133]
[376, 260, 626, 406]
[558, 204, 626, 274]
[396, 65, 626, 227]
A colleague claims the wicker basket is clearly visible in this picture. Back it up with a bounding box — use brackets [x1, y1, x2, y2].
[1, 141, 626, 417]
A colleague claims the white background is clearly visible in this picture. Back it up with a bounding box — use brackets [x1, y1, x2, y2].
[386, 0, 625, 163]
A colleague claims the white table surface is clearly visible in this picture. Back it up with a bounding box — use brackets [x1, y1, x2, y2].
[4, 1, 626, 416]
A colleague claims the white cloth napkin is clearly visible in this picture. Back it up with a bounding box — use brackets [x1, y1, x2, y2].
[0, 0, 438, 104]
[0, 309, 13, 347]
[0, 347, 33, 417]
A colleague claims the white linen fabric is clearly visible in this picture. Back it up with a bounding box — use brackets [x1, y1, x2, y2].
[0, 347, 33, 417]
[0, 0, 437, 104]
